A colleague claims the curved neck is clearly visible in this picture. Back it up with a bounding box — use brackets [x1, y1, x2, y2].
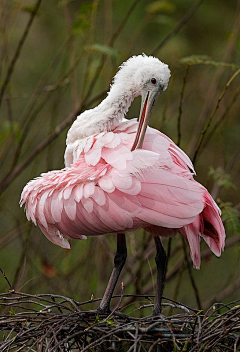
[97, 83, 136, 122]
[66, 84, 138, 143]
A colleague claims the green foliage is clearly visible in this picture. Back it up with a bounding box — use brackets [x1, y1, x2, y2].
[208, 167, 236, 190]
[182, 339, 188, 351]
[22, 5, 40, 15]
[173, 339, 178, 352]
[72, 2, 93, 36]
[180, 55, 240, 69]
[0, 121, 22, 146]
[9, 309, 16, 315]
[209, 167, 239, 234]
[84, 44, 119, 58]
[146, 1, 176, 15]
[153, 14, 176, 26]
[93, 315, 117, 326]
[94, 314, 100, 323]
[58, 0, 75, 6]
[218, 200, 240, 235]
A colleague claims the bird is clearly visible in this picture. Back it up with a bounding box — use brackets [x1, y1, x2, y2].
[20, 54, 225, 315]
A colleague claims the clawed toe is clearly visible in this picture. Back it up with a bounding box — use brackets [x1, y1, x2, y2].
[97, 306, 111, 315]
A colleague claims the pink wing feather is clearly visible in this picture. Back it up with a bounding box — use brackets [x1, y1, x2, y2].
[21, 119, 225, 267]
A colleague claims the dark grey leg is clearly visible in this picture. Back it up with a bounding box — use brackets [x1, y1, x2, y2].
[98, 233, 127, 313]
[153, 236, 167, 315]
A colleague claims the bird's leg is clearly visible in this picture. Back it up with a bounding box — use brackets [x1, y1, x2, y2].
[153, 236, 167, 315]
[98, 233, 127, 314]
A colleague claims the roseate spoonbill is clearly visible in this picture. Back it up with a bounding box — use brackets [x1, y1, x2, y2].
[21, 55, 225, 315]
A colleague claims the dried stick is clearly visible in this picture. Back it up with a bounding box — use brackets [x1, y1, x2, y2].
[0, 268, 13, 291]
[202, 275, 240, 310]
[1, 291, 239, 351]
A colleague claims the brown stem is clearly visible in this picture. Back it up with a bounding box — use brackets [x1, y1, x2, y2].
[181, 238, 202, 310]
[0, 0, 42, 109]
[177, 66, 190, 147]
[151, 0, 205, 55]
[84, 0, 142, 101]
[192, 69, 240, 165]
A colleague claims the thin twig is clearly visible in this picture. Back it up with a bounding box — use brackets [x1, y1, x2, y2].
[84, 0, 142, 101]
[151, 0, 205, 55]
[177, 66, 190, 147]
[0, 90, 106, 194]
[0, 0, 142, 195]
[200, 84, 240, 154]
[192, 68, 240, 164]
[0, 0, 42, 109]
[109, 0, 142, 47]
[181, 238, 202, 310]
[0, 268, 14, 291]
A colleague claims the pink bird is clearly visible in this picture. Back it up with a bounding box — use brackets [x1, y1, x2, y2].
[21, 55, 225, 315]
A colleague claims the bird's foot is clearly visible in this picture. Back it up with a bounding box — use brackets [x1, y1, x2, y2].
[152, 308, 161, 316]
[152, 305, 165, 318]
[97, 306, 111, 315]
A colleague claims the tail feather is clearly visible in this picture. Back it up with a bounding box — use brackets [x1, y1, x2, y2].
[181, 190, 225, 268]
[180, 216, 201, 269]
[201, 194, 225, 256]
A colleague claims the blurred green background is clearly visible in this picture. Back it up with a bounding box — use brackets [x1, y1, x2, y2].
[0, 0, 240, 315]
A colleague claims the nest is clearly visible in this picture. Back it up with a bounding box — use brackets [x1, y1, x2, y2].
[0, 291, 239, 351]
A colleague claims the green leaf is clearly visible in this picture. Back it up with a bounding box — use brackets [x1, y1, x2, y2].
[94, 314, 100, 323]
[84, 44, 119, 58]
[146, 1, 176, 15]
[72, 3, 92, 36]
[218, 200, 240, 235]
[153, 14, 176, 26]
[23, 321, 30, 327]
[173, 339, 179, 352]
[0, 121, 22, 147]
[9, 309, 16, 315]
[182, 339, 189, 351]
[208, 167, 236, 190]
[106, 318, 117, 326]
[180, 55, 240, 69]
[22, 5, 40, 14]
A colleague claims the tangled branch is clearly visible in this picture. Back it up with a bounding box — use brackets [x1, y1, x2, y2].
[0, 291, 239, 351]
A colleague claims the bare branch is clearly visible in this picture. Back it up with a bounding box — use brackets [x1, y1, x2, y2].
[177, 66, 190, 147]
[193, 68, 240, 164]
[0, 0, 42, 109]
[84, 0, 142, 101]
[151, 0, 205, 55]
[0, 90, 107, 194]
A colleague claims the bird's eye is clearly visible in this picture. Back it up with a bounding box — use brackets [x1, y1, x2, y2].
[151, 78, 157, 85]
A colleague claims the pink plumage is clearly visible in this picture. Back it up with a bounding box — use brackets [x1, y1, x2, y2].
[20, 55, 225, 314]
[21, 118, 225, 269]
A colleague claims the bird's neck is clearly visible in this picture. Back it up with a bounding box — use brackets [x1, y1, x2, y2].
[97, 84, 136, 127]
[67, 85, 137, 143]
